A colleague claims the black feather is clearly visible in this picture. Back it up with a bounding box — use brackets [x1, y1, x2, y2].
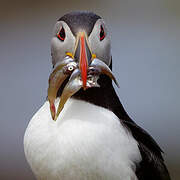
[58, 11, 101, 36]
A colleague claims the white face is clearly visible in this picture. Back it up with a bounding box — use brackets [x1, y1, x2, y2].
[51, 21, 76, 66]
[51, 18, 111, 66]
[88, 19, 111, 66]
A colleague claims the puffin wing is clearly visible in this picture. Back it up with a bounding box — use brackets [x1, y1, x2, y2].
[123, 120, 171, 180]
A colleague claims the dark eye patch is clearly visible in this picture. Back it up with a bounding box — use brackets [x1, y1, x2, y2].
[57, 27, 66, 41]
[100, 25, 105, 41]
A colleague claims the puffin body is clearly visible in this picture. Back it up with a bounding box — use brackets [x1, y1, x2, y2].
[24, 98, 140, 180]
[24, 11, 171, 180]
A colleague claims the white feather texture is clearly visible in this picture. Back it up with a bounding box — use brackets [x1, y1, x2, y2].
[24, 98, 141, 180]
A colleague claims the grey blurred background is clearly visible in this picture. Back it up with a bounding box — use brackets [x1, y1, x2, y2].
[0, 0, 180, 179]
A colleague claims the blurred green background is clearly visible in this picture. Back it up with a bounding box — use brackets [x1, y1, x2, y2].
[0, 0, 179, 179]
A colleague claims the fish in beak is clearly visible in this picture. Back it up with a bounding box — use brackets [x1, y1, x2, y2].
[48, 31, 119, 121]
[47, 57, 77, 120]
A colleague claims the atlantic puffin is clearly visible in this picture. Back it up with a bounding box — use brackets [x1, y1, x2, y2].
[24, 11, 171, 180]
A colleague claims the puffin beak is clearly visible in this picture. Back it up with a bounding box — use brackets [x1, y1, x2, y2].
[74, 32, 92, 90]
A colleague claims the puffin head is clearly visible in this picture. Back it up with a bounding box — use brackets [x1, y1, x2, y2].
[51, 12, 111, 70]
[48, 11, 119, 120]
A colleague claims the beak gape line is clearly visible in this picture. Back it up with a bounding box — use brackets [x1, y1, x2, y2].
[48, 33, 119, 121]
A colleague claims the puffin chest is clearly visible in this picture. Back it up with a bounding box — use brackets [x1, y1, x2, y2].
[24, 98, 141, 180]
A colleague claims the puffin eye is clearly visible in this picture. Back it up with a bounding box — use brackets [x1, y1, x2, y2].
[100, 25, 105, 41]
[57, 27, 66, 41]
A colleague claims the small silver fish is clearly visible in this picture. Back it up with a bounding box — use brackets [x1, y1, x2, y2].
[48, 57, 77, 120]
[90, 58, 119, 88]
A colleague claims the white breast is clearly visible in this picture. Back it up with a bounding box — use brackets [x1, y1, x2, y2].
[24, 98, 141, 180]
